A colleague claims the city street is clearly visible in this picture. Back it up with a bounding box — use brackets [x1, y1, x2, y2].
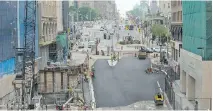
[92, 57, 165, 108]
[0, 1, 210, 110]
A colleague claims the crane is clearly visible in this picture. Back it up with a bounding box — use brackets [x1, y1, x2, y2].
[12, 1, 37, 110]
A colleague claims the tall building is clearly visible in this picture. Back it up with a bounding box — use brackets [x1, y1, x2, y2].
[139, 1, 150, 20]
[37, 1, 57, 69]
[169, 0, 182, 79]
[94, 1, 109, 19]
[94, 1, 116, 20]
[180, 1, 212, 109]
[0, 2, 18, 76]
[150, 0, 160, 15]
[56, 1, 63, 33]
[62, 1, 69, 31]
[77, 0, 94, 9]
[75, 0, 117, 20]
[159, 0, 171, 17]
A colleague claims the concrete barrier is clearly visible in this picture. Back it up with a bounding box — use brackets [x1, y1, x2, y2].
[107, 60, 118, 66]
[88, 77, 96, 109]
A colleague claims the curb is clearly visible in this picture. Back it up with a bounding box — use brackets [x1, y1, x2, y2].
[164, 92, 173, 110]
[88, 76, 96, 109]
[88, 58, 97, 110]
[152, 61, 173, 110]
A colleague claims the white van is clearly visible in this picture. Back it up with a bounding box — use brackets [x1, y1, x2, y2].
[88, 41, 95, 48]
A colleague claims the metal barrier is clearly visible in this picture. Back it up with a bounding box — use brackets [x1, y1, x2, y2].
[0, 90, 16, 106]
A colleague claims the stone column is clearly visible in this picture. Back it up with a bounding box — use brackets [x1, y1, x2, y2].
[180, 70, 186, 93]
[186, 74, 195, 101]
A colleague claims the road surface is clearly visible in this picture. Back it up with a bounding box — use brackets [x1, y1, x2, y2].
[92, 57, 165, 108]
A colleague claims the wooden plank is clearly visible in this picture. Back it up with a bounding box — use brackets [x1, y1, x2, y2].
[55, 72, 61, 92]
[46, 72, 53, 93]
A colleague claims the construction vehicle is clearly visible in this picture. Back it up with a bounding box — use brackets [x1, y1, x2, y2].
[138, 48, 147, 59]
[91, 65, 95, 77]
[154, 93, 164, 105]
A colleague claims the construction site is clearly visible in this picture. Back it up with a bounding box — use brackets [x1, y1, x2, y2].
[0, 1, 93, 110]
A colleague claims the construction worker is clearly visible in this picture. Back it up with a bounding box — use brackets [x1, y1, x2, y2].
[84, 71, 88, 82]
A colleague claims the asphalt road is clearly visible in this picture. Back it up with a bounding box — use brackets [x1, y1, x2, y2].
[92, 57, 165, 108]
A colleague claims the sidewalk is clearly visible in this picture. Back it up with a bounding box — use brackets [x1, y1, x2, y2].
[149, 54, 173, 110]
[150, 55, 195, 110]
[83, 80, 91, 106]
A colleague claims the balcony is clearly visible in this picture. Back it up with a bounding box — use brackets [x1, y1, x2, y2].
[39, 34, 56, 46]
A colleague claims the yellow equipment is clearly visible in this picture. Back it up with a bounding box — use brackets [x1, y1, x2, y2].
[138, 50, 147, 59]
[125, 25, 129, 30]
[154, 93, 164, 105]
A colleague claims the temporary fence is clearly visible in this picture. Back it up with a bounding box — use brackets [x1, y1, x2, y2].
[0, 90, 16, 106]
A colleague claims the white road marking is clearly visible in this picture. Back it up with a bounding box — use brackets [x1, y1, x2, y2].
[157, 81, 163, 93]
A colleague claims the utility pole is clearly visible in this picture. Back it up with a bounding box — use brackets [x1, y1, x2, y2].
[90, 10, 92, 21]
[160, 33, 162, 65]
[72, 13, 75, 40]
[77, 9, 79, 22]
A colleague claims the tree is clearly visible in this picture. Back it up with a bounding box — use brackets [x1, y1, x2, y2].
[151, 24, 170, 44]
[69, 6, 99, 21]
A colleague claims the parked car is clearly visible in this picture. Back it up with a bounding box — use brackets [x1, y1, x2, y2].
[78, 42, 84, 48]
[152, 47, 161, 52]
[146, 47, 153, 53]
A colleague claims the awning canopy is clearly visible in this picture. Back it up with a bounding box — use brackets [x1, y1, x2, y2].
[171, 25, 182, 34]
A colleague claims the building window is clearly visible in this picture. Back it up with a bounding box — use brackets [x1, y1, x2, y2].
[172, 13, 175, 21]
[176, 49, 178, 61]
[61, 72, 63, 90]
[164, 4, 165, 8]
[174, 1, 176, 6]
[168, 3, 170, 8]
[173, 48, 176, 61]
[177, 12, 179, 21]
[174, 12, 176, 21]
[180, 11, 182, 21]
[178, 1, 180, 5]
[179, 44, 182, 57]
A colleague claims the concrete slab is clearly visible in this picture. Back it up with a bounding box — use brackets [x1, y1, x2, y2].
[107, 60, 118, 66]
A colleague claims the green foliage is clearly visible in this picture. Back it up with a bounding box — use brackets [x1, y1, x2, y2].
[151, 24, 171, 44]
[119, 41, 126, 45]
[69, 6, 99, 21]
[127, 5, 143, 18]
[69, 6, 77, 12]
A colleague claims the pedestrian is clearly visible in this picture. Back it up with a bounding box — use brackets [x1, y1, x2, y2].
[194, 101, 198, 110]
